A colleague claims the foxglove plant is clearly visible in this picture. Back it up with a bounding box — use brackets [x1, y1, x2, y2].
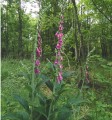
[35, 31, 42, 74]
[54, 15, 64, 83]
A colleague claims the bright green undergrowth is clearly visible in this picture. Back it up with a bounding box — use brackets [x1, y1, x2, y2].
[1, 56, 112, 120]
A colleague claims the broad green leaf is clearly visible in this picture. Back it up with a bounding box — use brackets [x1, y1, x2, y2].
[39, 74, 53, 91]
[69, 93, 86, 105]
[2, 113, 19, 120]
[56, 106, 72, 120]
[33, 107, 47, 118]
[2, 111, 29, 120]
[13, 95, 30, 114]
[45, 80, 53, 91]
[39, 74, 49, 81]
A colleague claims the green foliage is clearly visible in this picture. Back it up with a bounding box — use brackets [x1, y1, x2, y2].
[2, 111, 29, 120]
[1, 59, 85, 120]
[1, 0, 112, 119]
[13, 95, 30, 114]
[2, 0, 112, 59]
[2, 57, 112, 120]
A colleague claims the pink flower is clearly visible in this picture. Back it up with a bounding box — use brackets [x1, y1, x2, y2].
[57, 72, 63, 83]
[57, 76, 60, 83]
[57, 51, 60, 56]
[60, 56, 63, 61]
[59, 39, 63, 45]
[59, 24, 63, 31]
[38, 33, 41, 39]
[55, 32, 58, 37]
[55, 33, 63, 40]
[34, 32, 42, 75]
[36, 48, 41, 57]
[58, 33, 63, 38]
[35, 69, 40, 74]
[54, 14, 64, 84]
[54, 59, 58, 65]
[56, 43, 61, 49]
[56, 33, 63, 39]
[59, 64, 63, 69]
[35, 59, 40, 66]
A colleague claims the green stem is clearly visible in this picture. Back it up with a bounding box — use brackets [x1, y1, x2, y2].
[61, 50, 71, 69]
[30, 21, 38, 120]
[47, 80, 56, 120]
[31, 31, 37, 120]
[47, 100, 53, 120]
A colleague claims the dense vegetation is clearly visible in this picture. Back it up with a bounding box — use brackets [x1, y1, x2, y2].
[1, 0, 112, 120]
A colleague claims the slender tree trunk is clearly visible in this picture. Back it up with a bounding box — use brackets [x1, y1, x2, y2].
[18, 0, 23, 58]
[73, 17, 79, 61]
[5, 6, 9, 57]
[71, 0, 85, 59]
[100, 29, 108, 58]
[11, 40, 15, 58]
[109, 41, 112, 57]
[86, 15, 91, 54]
[100, 41, 107, 58]
[109, 26, 112, 57]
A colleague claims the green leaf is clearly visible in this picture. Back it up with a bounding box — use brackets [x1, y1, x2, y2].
[107, 62, 112, 66]
[45, 61, 55, 71]
[2, 113, 19, 120]
[69, 94, 86, 105]
[36, 74, 49, 87]
[39, 74, 53, 91]
[56, 107, 72, 120]
[13, 94, 30, 114]
[2, 111, 29, 120]
[33, 107, 47, 118]
[25, 85, 32, 93]
[39, 74, 50, 82]
[63, 71, 74, 78]
[45, 80, 53, 91]
[36, 93, 46, 105]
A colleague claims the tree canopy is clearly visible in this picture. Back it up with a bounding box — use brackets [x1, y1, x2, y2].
[1, 0, 112, 60]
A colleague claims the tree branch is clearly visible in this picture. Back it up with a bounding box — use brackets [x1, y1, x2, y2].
[91, 0, 112, 23]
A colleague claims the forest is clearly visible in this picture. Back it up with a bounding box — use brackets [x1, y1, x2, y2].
[1, 0, 112, 120]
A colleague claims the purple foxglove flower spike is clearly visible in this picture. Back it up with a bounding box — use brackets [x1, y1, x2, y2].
[54, 14, 64, 83]
[36, 48, 41, 57]
[35, 32, 42, 75]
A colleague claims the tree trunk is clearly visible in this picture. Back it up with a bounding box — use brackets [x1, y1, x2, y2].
[100, 29, 108, 58]
[109, 26, 112, 57]
[71, 0, 85, 60]
[109, 41, 112, 57]
[18, 0, 23, 58]
[5, 5, 9, 57]
[73, 17, 79, 61]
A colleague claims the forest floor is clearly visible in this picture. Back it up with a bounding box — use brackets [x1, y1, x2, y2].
[1, 58, 112, 120]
